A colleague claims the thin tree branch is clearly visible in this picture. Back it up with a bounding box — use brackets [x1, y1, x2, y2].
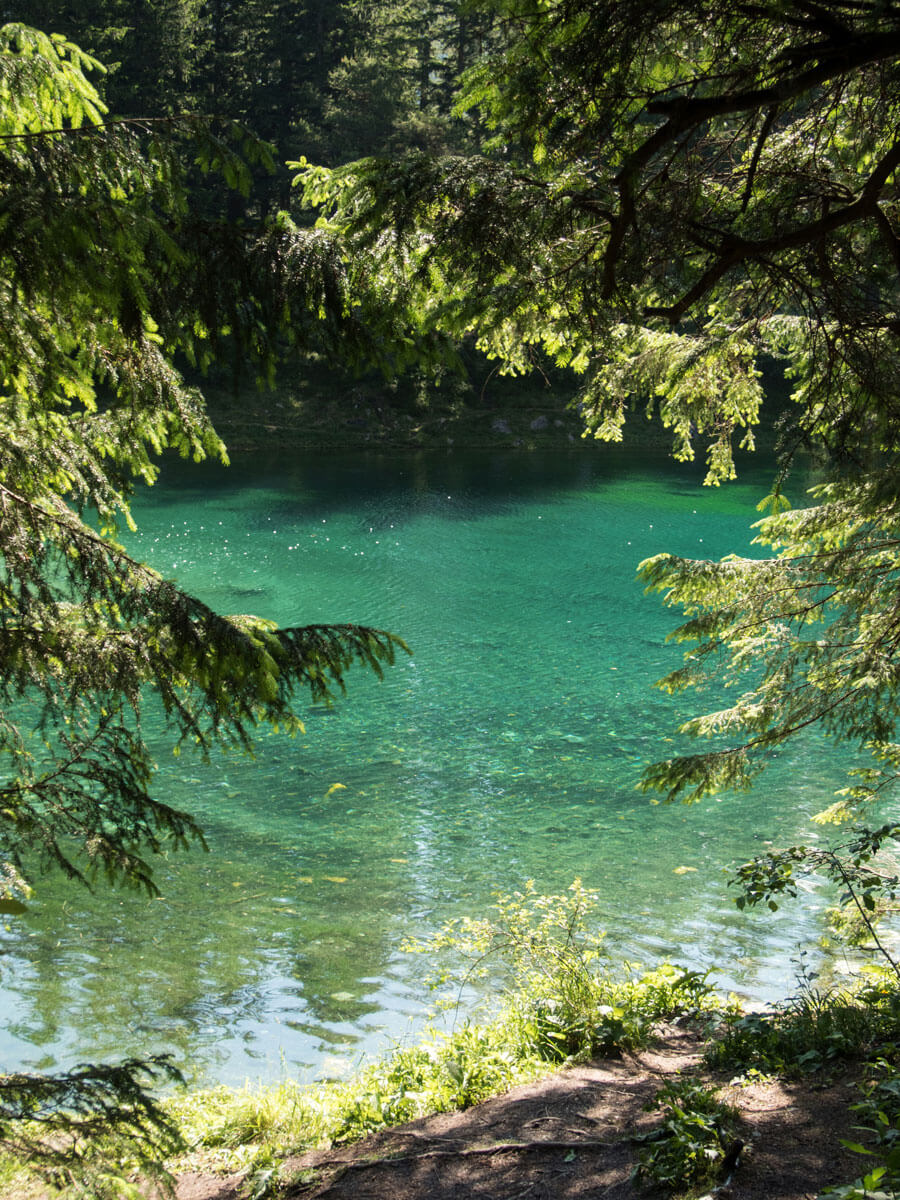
[644, 140, 900, 321]
[601, 29, 900, 300]
[0, 112, 205, 144]
[741, 105, 779, 213]
[645, 31, 900, 125]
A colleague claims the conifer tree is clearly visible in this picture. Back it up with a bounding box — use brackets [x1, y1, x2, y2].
[0, 23, 404, 1185]
[323, 0, 497, 160]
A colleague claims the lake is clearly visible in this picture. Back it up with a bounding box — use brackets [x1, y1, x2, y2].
[0, 445, 851, 1087]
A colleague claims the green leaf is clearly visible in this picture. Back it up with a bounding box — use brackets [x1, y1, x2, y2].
[839, 1140, 875, 1156]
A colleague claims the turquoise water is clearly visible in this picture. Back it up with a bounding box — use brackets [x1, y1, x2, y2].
[0, 447, 851, 1086]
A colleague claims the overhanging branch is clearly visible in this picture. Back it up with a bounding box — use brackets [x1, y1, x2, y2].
[644, 139, 900, 322]
[602, 28, 900, 303]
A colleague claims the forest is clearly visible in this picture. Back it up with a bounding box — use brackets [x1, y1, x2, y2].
[2, 1, 900, 1197]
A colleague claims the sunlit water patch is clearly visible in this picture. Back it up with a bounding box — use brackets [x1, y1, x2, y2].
[0, 447, 857, 1086]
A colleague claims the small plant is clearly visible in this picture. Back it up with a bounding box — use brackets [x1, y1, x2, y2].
[707, 959, 900, 1077]
[406, 881, 723, 1063]
[633, 1076, 741, 1192]
[405, 878, 608, 1033]
[820, 1058, 900, 1199]
[732, 825, 900, 983]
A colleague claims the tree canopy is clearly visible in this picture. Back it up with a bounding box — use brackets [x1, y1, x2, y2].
[3, 0, 900, 1184]
[6, 0, 491, 217]
[299, 0, 900, 819]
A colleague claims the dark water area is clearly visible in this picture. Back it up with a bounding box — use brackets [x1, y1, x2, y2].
[0, 446, 859, 1087]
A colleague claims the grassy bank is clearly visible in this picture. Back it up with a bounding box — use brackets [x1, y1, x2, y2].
[7, 883, 900, 1199]
[162, 959, 900, 1200]
[162, 883, 724, 1172]
[165, 962, 721, 1176]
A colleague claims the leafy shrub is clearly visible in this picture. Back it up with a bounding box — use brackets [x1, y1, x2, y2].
[820, 1061, 900, 1199]
[407, 880, 724, 1063]
[633, 1076, 741, 1191]
[732, 827, 900, 986]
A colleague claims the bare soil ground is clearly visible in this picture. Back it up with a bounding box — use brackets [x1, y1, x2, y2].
[174, 1026, 867, 1200]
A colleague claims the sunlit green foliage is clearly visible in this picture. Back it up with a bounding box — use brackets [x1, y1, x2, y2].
[297, 0, 900, 818]
[0, 20, 407, 902]
[0, 1057, 184, 1198]
[707, 963, 900, 1078]
[632, 1077, 741, 1192]
[638, 472, 900, 811]
[404, 880, 723, 1059]
[298, 2, 900, 474]
[158, 956, 900, 1193]
[16, 0, 489, 216]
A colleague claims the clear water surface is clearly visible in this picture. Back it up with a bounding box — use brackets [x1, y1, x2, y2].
[0, 446, 856, 1087]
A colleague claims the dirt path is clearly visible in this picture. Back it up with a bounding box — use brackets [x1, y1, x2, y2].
[175, 1027, 866, 1200]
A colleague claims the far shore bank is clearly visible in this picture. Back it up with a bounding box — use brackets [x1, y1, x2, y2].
[202, 369, 790, 458]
